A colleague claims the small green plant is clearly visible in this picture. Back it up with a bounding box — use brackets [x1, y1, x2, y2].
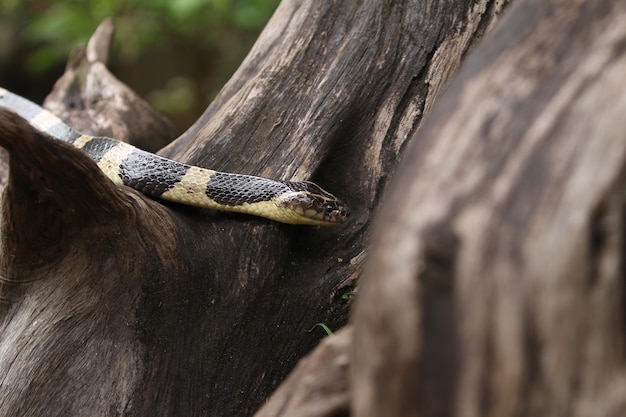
[341, 290, 358, 300]
[303, 323, 333, 336]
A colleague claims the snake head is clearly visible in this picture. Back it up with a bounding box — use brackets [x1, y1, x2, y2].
[282, 181, 349, 226]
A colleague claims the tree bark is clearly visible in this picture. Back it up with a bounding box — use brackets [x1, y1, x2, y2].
[0, 0, 515, 416]
[353, 0, 626, 416]
[253, 328, 352, 417]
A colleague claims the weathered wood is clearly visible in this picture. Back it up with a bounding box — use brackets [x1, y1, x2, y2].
[352, 0, 626, 416]
[148, 1, 503, 415]
[253, 328, 351, 417]
[43, 18, 176, 152]
[0, 109, 180, 415]
[0, 0, 510, 416]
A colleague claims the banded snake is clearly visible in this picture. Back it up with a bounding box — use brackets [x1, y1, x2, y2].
[0, 88, 348, 226]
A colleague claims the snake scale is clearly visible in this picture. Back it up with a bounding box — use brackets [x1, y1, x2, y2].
[0, 88, 348, 225]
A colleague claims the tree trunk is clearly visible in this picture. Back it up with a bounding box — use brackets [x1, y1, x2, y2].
[9, 0, 621, 416]
[353, 0, 626, 416]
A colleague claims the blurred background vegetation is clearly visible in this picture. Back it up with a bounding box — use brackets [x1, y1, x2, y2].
[0, 0, 280, 132]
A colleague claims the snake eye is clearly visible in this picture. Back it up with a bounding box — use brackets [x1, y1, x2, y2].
[324, 203, 336, 214]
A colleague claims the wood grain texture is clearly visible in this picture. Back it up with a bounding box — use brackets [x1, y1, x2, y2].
[353, 0, 626, 416]
[0, 109, 180, 416]
[149, 1, 504, 415]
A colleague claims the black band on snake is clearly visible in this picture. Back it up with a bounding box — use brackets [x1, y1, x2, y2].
[0, 88, 348, 226]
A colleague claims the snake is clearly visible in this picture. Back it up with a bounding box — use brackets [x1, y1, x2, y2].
[0, 88, 348, 226]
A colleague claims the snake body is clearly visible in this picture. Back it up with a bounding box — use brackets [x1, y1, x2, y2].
[0, 88, 348, 225]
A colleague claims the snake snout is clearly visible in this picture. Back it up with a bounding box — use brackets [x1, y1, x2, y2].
[282, 190, 348, 225]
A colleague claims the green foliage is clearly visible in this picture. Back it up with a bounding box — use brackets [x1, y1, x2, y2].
[1, 0, 279, 74]
[0, 0, 280, 126]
